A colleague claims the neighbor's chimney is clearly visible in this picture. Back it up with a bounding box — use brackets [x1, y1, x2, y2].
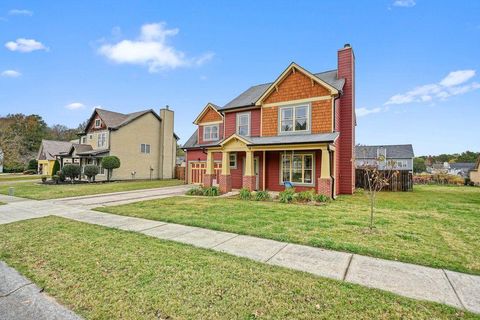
[159, 106, 175, 179]
[337, 43, 355, 194]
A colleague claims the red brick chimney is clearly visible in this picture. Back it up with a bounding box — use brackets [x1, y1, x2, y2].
[337, 44, 356, 194]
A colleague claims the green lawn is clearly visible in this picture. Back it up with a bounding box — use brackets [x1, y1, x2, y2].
[0, 217, 475, 319]
[0, 179, 183, 200]
[0, 174, 43, 182]
[98, 185, 480, 275]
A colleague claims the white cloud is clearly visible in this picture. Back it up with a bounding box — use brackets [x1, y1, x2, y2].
[8, 9, 33, 16]
[65, 102, 86, 110]
[393, 0, 416, 7]
[356, 107, 382, 117]
[385, 69, 479, 105]
[439, 70, 475, 87]
[1, 70, 21, 77]
[5, 38, 48, 52]
[98, 22, 214, 72]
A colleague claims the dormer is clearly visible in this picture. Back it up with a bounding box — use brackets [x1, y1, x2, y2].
[193, 103, 224, 144]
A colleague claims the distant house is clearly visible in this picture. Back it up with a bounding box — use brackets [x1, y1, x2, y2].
[37, 107, 179, 180]
[428, 162, 476, 177]
[355, 144, 414, 172]
[470, 157, 480, 185]
[36, 140, 72, 175]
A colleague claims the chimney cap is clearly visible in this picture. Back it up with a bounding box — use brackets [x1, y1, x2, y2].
[344, 43, 351, 48]
[165, 105, 169, 110]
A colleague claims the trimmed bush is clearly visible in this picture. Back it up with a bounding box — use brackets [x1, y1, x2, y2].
[56, 170, 66, 182]
[41, 176, 47, 183]
[279, 188, 296, 203]
[84, 165, 100, 182]
[296, 189, 315, 203]
[186, 187, 204, 196]
[254, 190, 271, 201]
[203, 186, 219, 197]
[27, 159, 38, 172]
[23, 169, 36, 175]
[52, 160, 60, 178]
[101, 156, 121, 181]
[62, 164, 81, 182]
[52, 175, 60, 184]
[239, 188, 252, 200]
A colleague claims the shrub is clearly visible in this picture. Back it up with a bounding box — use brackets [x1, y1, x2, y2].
[22, 169, 36, 175]
[186, 187, 204, 196]
[254, 190, 271, 201]
[296, 189, 315, 203]
[203, 186, 219, 197]
[62, 164, 81, 182]
[315, 194, 329, 203]
[27, 159, 38, 172]
[51, 160, 60, 177]
[239, 188, 252, 200]
[101, 156, 121, 181]
[52, 175, 60, 184]
[56, 170, 65, 182]
[279, 188, 296, 203]
[84, 165, 99, 182]
[41, 176, 47, 183]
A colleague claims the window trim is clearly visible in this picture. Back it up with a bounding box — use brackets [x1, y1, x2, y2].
[140, 143, 151, 154]
[279, 152, 315, 186]
[97, 132, 106, 148]
[81, 136, 87, 144]
[94, 119, 101, 128]
[278, 103, 311, 135]
[203, 124, 219, 142]
[229, 153, 237, 169]
[236, 112, 251, 136]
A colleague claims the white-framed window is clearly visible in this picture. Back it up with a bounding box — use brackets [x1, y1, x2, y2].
[140, 143, 151, 154]
[236, 112, 250, 136]
[95, 119, 101, 128]
[203, 125, 219, 141]
[396, 160, 407, 168]
[97, 132, 106, 148]
[81, 136, 87, 144]
[229, 153, 237, 169]
[279, 104, 310, 133]
[280, 153, 314, 185]
[89, 134, 93, 139]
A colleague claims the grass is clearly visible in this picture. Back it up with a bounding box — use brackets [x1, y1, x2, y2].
[0, 179, 183, 200]
[98, 185, 480, 275]
[0, 174, 43, 182]
[0, 217, 476, 319]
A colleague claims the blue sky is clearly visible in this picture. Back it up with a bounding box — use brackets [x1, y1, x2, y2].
[0, 0, 479, 156]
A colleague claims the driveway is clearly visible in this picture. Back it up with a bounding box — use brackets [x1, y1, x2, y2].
[48, 184, 191, 208]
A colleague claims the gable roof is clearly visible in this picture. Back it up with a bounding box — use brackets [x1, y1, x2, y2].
[220, 68, 345, 111]
[355, 144, 414, 159]
[37, 140, 72, 160]
[449, 163, 476, 171]
[193, 103, 223, 124]
[84, 108, 161, 133]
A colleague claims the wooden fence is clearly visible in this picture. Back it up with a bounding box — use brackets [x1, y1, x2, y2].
[355, 169, 413, 192]
[175, 166, 186, 181]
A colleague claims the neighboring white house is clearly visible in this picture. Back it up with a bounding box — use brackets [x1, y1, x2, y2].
[428, 162, 475, 177]
[355, 144, 414, 172]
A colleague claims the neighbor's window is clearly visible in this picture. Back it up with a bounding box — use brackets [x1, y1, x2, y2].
[236, 112, 250, 136]
[95, 119, 101, 128]
[279, 105, 310, 133]
[281, 153, 314, 184]
[97, 132, 106, 148]
[141, 143, 151, 154]
[81, 136, 87, 144]
[396, 160, 407, 168]
[203, 125, 219, 141]
[229, 153, 237, 169]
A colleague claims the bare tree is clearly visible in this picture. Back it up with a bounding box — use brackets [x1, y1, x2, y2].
[358, 147, 398, 229]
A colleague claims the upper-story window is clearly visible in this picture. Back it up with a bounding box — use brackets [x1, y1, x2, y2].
[203, 125, 219, 141]
[140, 143, 151, 154]
[97, 132, 107, 148]
[94, 119, 101, 128]
[279, 104, 310, 133]
[236, 112, 250, 136]
[81, 136, 87, 144]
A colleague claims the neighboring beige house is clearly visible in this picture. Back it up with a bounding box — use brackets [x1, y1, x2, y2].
[57, 107, 178, 180]
[470, 156, 480, 185]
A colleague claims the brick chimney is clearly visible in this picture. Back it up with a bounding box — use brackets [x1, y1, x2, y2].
[337, 44, 356, 194]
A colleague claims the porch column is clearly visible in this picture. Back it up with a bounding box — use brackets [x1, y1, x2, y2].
[219, 151, 232, 193]
[318, 148, 332, 197]
[242, 150, 256, 191]
[203, 151, 215, 187]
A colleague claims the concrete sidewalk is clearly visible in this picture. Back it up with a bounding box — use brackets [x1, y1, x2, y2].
[0, 195, 479, 314]
[0, 261, 82, 320]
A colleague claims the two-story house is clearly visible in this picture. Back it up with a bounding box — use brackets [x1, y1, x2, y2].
[183, 44, 356, 197]
[355, 145, 415, 172]
[55, 107, 178, 180]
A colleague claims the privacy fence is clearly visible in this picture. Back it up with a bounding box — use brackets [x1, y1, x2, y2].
[355, 169, 413, 192]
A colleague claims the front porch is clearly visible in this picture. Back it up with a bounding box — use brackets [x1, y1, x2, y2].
[200, 134, 335, 197]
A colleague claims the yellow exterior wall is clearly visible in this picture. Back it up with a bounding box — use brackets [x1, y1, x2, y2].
[38, 160, 58, 176]
[470, 170, 480, 185]
[109, 113, 161, 180]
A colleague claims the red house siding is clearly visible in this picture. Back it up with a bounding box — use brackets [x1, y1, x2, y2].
[224, 108, 261, 138]
[198, 123, 224, 145]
